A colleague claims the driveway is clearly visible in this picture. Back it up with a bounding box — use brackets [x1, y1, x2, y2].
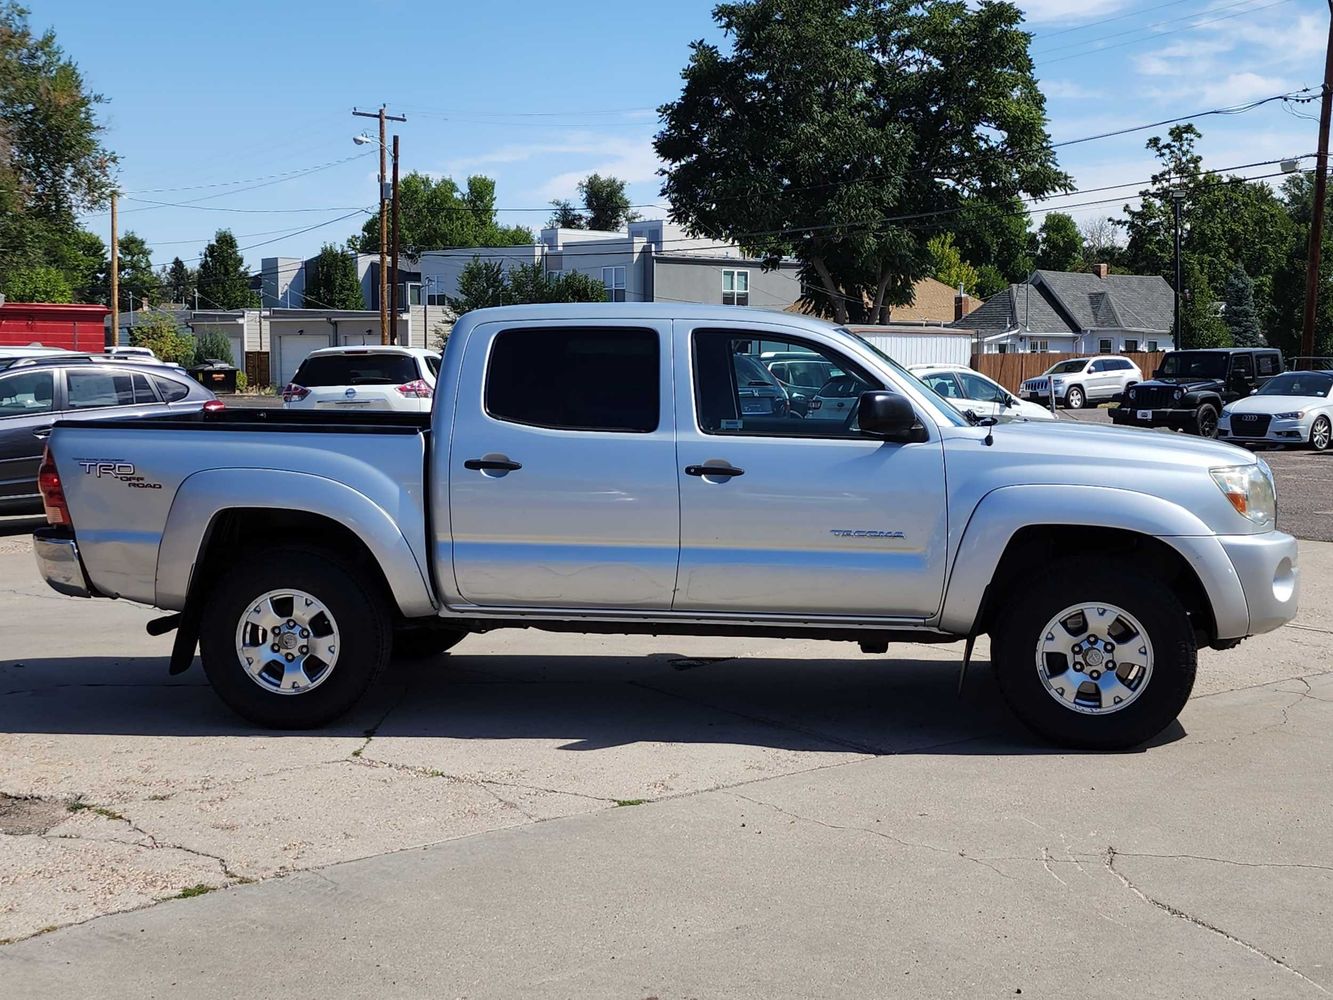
[2, 536, 1331, 997]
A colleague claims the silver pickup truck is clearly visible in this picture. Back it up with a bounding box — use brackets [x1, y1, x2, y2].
[32, 304, 1299, 749]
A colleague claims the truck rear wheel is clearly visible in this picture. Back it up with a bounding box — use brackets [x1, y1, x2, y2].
[199, 546, 391, 728]
[992, 560, 1197, 750]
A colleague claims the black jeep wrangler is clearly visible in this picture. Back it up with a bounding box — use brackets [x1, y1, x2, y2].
[1110, 347, 1284, 438]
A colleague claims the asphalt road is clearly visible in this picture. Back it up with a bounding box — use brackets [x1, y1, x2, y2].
[1, 541, 1332, 996]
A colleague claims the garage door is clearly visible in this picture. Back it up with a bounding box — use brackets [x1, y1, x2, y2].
[226, 334, 244, 369]
[276, 334, 329, 386]
[338, 331, 379, 347]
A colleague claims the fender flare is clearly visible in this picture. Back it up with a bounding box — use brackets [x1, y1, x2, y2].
[154, 468, 437, 618]
[938, 484, 1249, 639]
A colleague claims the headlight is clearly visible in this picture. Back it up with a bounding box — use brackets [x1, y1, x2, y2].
[1128, 388, 1138, 400]
[1220, 405, 1232, 416]
[1210, 462, 1276, 525]
[1173, 388, 1184, 400]
[1052, 378, 1065, 387]
[1275, 410, 1305, 419]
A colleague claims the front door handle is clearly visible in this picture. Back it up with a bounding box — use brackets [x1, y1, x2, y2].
[464, 458, 522, 472]
[685, 464, 744, 478]
[32, 429, 51, 440]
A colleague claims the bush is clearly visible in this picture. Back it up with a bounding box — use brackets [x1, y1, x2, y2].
[235, 371, 249, 392]
[192, 330, 235, 367]
[129, 311, 196, 366]
[3, 265, 74, 303]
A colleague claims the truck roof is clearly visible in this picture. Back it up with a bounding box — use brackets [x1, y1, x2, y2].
[456, 302, 840, 336]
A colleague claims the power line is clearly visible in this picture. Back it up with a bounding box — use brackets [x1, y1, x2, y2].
[150, 207, 374, 270]
[1031, 0, 1203, 40]
[1032, 0, 1277, 56]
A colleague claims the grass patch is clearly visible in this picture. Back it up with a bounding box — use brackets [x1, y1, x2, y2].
[614, 799, 647, 808]
[65, 800, 125, 822]
[174, 884, 216, 899]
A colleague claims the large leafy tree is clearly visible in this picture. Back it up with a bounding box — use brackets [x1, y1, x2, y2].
[116, 231, 162, 307]
[446, 258, 606, 315]
[353, 173, 532, 257]
[547, 174, 640, 231]
[1269, 173, 1333, 358]
[196, 229, 257, 309]
[1181, 257, 1230, 349]
[1034, 212, 1083, 272]
[927, 233, 977, 295]
[3, 264, 72, 302]
[951, 197, 1034, 284]
[0, 3, 115, 298]
[655, 0, 1068, 324]
[303, 243, 364, 309]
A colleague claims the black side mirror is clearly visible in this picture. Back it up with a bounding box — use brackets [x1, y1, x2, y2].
[858, 391, 927, 443]
[1152, 369, 1162, 378]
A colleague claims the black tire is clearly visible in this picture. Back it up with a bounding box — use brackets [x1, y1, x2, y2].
[199, 546, 391, 728]
[1065, 385, 1085, 410]
[1310, 415, 1332, 452]
[991, 560, 1197, 750]
[1191, 403, 1219, 438]
[393, 626, 467, 660]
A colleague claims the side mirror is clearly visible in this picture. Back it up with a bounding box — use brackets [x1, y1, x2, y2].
[858, 391, 927, 442]
[1002, 394, 1015, 408]
[1152, 369, 1162, 378]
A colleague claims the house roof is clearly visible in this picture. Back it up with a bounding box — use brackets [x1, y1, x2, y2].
[953, 269, 1174, 335]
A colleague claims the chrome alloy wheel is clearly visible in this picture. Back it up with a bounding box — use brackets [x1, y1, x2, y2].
[1035, 603, 1153, 715]
[234, 589, 340, 696]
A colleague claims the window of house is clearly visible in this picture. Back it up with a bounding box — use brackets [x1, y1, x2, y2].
[601, 266, 626, 302]
[428, 293, 449, 306]
[1099, 338, 1113, 354]
[1145, 340, 1159, 352]
[66, 369, 137, 409]
[692, 331, 883, 438]
[1124, 339, 1139, 352]
[485, 327, 658, 432]
[722, 269, 750, 306]
[995, 344, 1010, 354]
[0, 370, 55, 417]
[1029, 339, 1049, 353]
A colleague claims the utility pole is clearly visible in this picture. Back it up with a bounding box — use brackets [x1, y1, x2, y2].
[352, 105, 406, 344]
[109, 190, 119, 349]
[390, 133, 401, 346]
[1172, 188, 1185, 350]
[1302, 3, 1333, 362]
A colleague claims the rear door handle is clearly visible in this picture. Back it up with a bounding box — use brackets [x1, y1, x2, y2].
[464, 458, 522, 472]
[685, 464, 744, 478]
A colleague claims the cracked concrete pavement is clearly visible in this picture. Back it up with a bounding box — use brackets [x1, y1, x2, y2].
[2, 536, 1332, 996]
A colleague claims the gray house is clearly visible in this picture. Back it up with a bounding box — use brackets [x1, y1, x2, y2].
[958, 265, 1175, 354]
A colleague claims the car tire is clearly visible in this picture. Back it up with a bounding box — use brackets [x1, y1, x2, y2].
[1191, 403, 1219, 439]
[199, 546, 391, 729]
[992, 560, 1197, 750]
[393, 626, 467, 660]
[1065, 386, 1085, 410]
[1310, 415, 1332, 452]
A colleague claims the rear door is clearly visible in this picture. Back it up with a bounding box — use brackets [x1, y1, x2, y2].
[0, 368, 59, 507]
[447, 320, 679, 609]
[62, 367, 168, 421]
[674, 323, 948, 619]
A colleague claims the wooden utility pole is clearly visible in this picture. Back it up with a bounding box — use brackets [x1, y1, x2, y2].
[390, 133, 401, 346]
[109, 191, 119, 349]
[352, 106, 406, 344]
[1302, 3, 1333, 361]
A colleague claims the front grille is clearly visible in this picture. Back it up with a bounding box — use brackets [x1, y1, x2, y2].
[1128, 385, 1177, 409]
[1230, 413, 1272, 437]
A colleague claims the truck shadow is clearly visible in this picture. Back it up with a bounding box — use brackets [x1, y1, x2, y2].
[0, 651, 1185, 753]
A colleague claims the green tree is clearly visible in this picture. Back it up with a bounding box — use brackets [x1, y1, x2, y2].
[927, 233, 978, 295]
[446, 258, 607, 315]
[162, 256, 196, 304]
[547, 198, 586, 229]
[579, 174, 638, 231]
[1035, 212, 1083, 272]
[3, 264, 73, 302]
[1269, 172, 1333, 358]
[129, 309, 195, 365]
[196, 229, 256, 309]
[1223, 264, 1264, 347]
[655, 0, 1068, 324]
[1181, 258, 1230, 349]
[117, 231, 162, 307]
[352, 174, 533, 257]
[952, 198, 1034, 284]
[303, 243, 364, 309]
[446, 257, 507, 313]
[975, 264, 1008, 299]
[192, 330, 234, 366]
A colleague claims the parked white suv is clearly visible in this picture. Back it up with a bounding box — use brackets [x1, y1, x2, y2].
[1021, 356, 1142, 409]
[283, 346, 441, 411]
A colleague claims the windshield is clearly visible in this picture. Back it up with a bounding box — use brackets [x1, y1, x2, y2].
[845, 330, 969, 427]
[293, 353, 420, 387]
[1257, 372, 1333, 397]
[1045, 359, 1087, 375]
[1158, 351, 1230, 379]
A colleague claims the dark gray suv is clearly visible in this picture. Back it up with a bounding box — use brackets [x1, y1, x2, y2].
[0, 359, 219, 514]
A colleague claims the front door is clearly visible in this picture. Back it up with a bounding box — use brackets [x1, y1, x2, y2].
[448, 320, 679, 610]
[0, 368, 59, 509]
[674, 325, 949, 619]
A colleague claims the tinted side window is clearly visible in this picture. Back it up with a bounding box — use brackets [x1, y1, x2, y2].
[132, 372, 158, 403]
[153, 375, 192, 402]
[67, 369, 135, 409]
[1112, 359, 1134, 370]
[957, 372, 1006, 403]
[1232, 354, 1254, 378]
[0, 370, 55, 416]
[486, 327, 659, 433]
[1257, 353, 1280, 376]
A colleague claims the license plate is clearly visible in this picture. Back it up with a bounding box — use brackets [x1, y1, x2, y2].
[1136, 409, 1152, 420]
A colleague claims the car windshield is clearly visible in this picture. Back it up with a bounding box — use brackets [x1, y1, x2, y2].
[293, 353, 419, 387]
[1157, 352, 1230, 379]
[1256, 372, 1333, 397]
[1045, 359, 1087, 375]
[844, 331, 969, 427]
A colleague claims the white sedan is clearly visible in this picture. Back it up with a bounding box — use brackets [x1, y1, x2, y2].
[909, 364, 1055, 422]
[283, 346, 441, 412]
[1219, 370, 1333, 451]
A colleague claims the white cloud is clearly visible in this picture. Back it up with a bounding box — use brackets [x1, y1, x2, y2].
[1133, 38, 1232, 76]
[1019, 0, 1128, 24]
[1041, 78, 1096, 98]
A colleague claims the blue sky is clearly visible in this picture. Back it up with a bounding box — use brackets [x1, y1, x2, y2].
[34, 0, 1331, 272]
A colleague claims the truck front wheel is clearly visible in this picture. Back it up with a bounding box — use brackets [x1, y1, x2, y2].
[1191, 403, 1219, 438]
[992, 561, 1197, 750]
[199, 546, 391, 728]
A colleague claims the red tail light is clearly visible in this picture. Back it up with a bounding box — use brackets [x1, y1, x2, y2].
[38, 447, 71, 527]
[282, 383, 310, 402]
[395, 379, 433, 399]
[202, 399, 226, 413]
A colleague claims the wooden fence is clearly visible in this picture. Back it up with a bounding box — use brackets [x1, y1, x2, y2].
[971, 352, 1166, 393]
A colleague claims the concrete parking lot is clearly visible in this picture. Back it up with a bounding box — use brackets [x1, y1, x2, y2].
[2, 505, 1332, 996]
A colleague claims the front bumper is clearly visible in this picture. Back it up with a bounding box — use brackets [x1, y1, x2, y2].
[1219, 415, 1311, 446]
[1217, 531, 1300, 637]
[1110, 407, 1194, 430]
[33, 527, 94, 599]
